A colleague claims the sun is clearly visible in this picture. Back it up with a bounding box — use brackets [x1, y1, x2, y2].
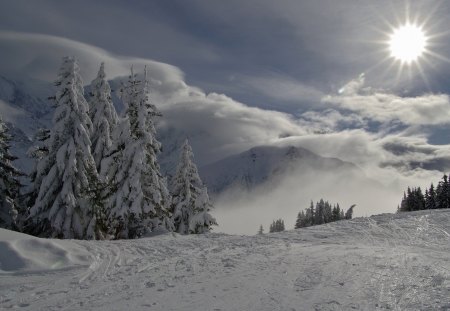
[389, 24, 427, 64]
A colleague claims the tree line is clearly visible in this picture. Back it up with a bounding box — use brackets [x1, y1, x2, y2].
[259, 199, 354, 234]
[0, 57, 216, 239]
[398, 174, 450, 212]
[295, 199, 354, 229]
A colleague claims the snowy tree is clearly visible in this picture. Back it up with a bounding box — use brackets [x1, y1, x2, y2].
[0, 117, 22, 230]
[101, 66, 172, 238]
[28, 57, 105, 239]
[171, 139, 216, 234]
[88, 63, 119, 171]
[25, 128, 50, 210]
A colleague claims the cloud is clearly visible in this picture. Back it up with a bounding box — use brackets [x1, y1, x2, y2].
[157, 90, 307, 165]
[237, 74, 324, 104]
[324, 76, 450, 127]
[0, 31, 184, 85]
[298, 109, 367, 132]
[0, 31, 307, 167]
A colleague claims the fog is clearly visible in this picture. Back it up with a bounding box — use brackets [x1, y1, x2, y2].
[213, 162, 443, 235]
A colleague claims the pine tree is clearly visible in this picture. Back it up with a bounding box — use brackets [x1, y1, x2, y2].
[345, 204, 355, 220]
[332, 204, 341, 221]
[171, 139, 216, 234]
[257, 224, 264, 235]
[399, 192, 407, 212]
[443, 175, 450, 209]
[305, 201, 314, 226]
[0, 117, 22, 230]
[102, 66, 172, 238]
[28, 57, 103, 239]
[88, 63, 119, 171]
[323, 201, 332, 223]
[278, 219, 285, 231]
[315, 199, 325, 225]
[24, 128, 50, 217]
[425, 184, 436, 209]
[295, 210, 305, 229]
[269, 219, 285, 232]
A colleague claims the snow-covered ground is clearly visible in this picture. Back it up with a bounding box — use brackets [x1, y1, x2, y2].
[1, 209, 450, 310]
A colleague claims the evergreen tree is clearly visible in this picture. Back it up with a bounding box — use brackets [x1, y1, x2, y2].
[257, 224, 264, 235]
[171, 139, 216, 234]
[415, 187, 425, 211]
[436, 177, 448, 209]
[295, 210, 305, 229]
[323, 201, 332, 223]
[305, 201, 314, 226]
[28, 57, 103, 239]
[102, 66, 172, 238]
[88, 63, 119, 171]
[296, 199, 351, 229]
[399, 192, 407, 212]
[269, 219, 285, 232]
[425, 184, 436, 209]
[345, 204, 355, 220]
[0, 117, 22, 230]
[23, 127, 51, 230]
[315, 199, 325, 225]
[332, 204, 341, 221]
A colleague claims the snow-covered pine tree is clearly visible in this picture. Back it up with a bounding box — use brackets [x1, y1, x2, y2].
[88, 63, 119, 171]
[25, 128, 50, 208]
[171, 139, 216, 234]
[103, 66, 172, 239]
[0, 117, 22, 230]
[28, 57, 104, 239]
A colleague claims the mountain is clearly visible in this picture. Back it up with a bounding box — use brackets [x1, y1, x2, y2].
[0, 76, 54, 175]
[200, 145, 362, 194]
[1, 209, 450, 310]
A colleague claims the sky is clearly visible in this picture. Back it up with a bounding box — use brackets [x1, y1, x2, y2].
[1, 0, 450, 233]
[2, 0, 450, 112]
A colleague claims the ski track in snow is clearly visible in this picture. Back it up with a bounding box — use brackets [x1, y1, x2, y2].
[1, 209, 450, 310]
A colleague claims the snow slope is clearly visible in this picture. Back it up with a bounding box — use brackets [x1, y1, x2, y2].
[1, 209, 450, 310]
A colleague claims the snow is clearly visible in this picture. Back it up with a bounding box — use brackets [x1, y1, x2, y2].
[1, 209, 450, 310]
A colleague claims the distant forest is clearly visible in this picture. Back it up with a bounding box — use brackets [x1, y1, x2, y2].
[295, 199, 354, 229]
[398, 174, 450, 212]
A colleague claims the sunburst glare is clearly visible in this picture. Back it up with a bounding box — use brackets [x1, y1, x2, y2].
[389, 24, 427, 64]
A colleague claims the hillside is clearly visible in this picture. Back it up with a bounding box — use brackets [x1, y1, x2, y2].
[1, 209, 450, 310]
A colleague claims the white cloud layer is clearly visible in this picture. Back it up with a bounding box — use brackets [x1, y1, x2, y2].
[0, 31, 184, 85]
[324, 76, 450, 126]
